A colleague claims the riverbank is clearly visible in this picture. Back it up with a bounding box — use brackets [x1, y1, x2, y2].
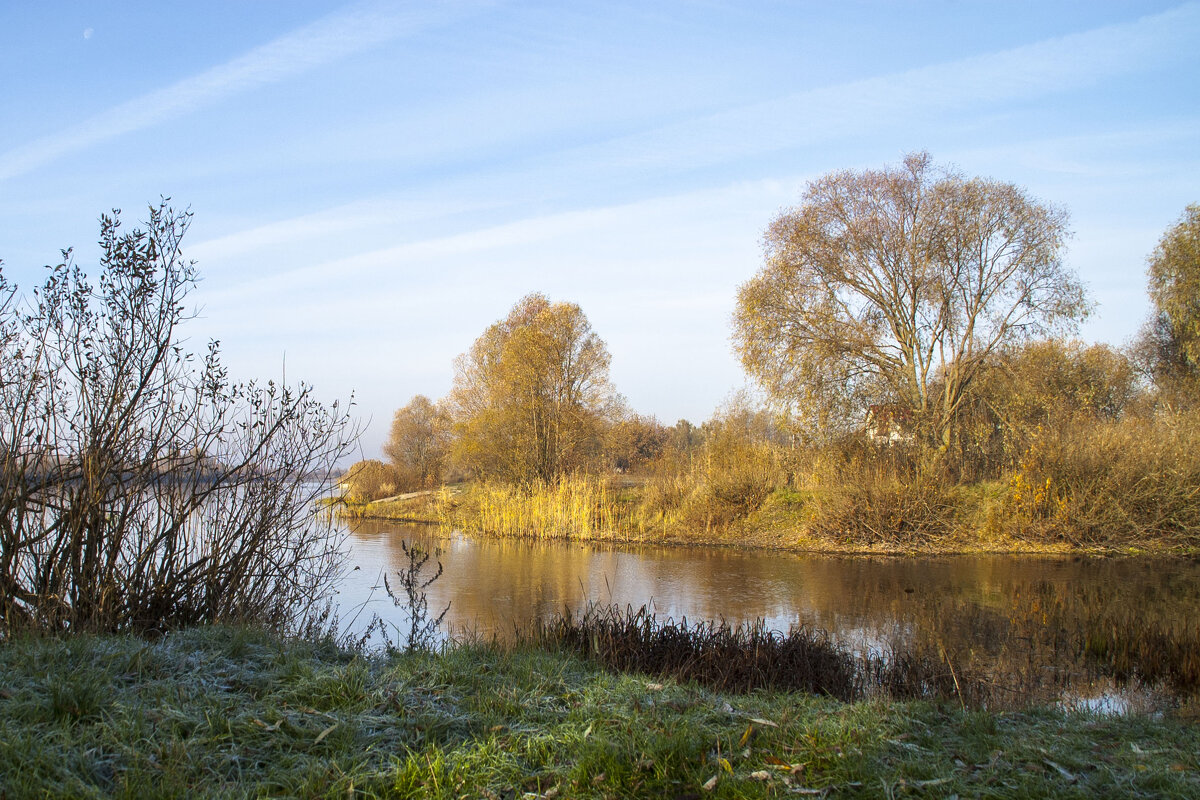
[332, 480, 1198, 556]
[2, 627, 1197, 798]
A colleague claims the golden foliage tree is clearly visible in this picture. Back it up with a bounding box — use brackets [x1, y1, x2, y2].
[950, 339, 1138, 478]
[732, 152, 1089, 447]
[383, 394, 449, 489]
[1139, 204, 1200, 403]
[341, 459, 399, 503]
[448, 293, 616, 484]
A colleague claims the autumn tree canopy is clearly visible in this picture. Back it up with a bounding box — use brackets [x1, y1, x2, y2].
[732, 152, 1089, 446]
[448, 293, 616, 484]
[1138, 204, 1200, 402]
[383, 394, 449, 490]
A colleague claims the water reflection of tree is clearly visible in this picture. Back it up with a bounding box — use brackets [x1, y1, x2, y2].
[345, 523, 1200, 704]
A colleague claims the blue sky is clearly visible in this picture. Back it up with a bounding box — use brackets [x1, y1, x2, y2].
[2, 1, 1198, 457]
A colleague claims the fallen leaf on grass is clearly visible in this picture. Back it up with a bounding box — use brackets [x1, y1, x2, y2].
[645, 682, 664, 691]
[252, 719, 282, 732]
[701, 774, 720, 792]
[1043, 760, 1076, 782]
[748, 717, 779, 728]
[749, 770, 771, 781]
[314, 723, 339, 743]
[591, 772, 606, 785]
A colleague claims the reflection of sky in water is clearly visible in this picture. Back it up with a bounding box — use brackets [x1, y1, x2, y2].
[335, 525, 830, 638]
[330, 520, 1200, 710]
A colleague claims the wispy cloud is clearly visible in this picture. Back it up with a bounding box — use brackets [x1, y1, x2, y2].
[169, 3, 1200, 206]
[0, 1, 471, 181]
[188, 195, 503, 264]
[197, 179, 792, 304]
[528, 2, 1200, 176]
[187, 3, 1200, 296]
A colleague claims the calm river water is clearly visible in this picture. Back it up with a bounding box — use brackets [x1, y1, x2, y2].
[333, 519, 1200, 710]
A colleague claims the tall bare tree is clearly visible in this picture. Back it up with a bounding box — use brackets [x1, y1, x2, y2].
[448, 293, 615, 484]
[733, 152, 1089, 447]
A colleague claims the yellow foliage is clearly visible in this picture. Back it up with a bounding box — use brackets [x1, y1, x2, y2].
[1004, 413, 1200, 547]
[443, 476, 642, 540]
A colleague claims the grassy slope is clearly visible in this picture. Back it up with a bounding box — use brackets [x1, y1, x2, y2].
[1, 628, 1197, 798]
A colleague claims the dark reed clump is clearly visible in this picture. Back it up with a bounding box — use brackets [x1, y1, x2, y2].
[521, 604, 863, 700]
[1083, 612, 1200, 696]
[861, 642, 1007, 708]
[517, 602, 1200, 709]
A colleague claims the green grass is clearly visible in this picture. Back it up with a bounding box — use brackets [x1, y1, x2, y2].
[1, 627, 1198, 798]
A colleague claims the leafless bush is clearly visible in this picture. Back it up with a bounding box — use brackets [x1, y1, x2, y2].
[0, 203, 356, 635]
[383, 540, 449, 652]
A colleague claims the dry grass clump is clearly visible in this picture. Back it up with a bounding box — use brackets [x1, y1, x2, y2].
[636, 437, 786, 534]
[521, 603, 862, 699]
[444, 476, 636, 539]
[800, 446, 961, 547]
[1006, 413, 1200, 548]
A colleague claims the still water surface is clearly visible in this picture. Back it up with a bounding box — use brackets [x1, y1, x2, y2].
[334, 520, 1200, 709]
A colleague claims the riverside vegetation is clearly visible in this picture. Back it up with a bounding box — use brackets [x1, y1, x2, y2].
[0, 204, 355, 637]
[343, 167, 1200, 555]
[340, 400, 1200, 554]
